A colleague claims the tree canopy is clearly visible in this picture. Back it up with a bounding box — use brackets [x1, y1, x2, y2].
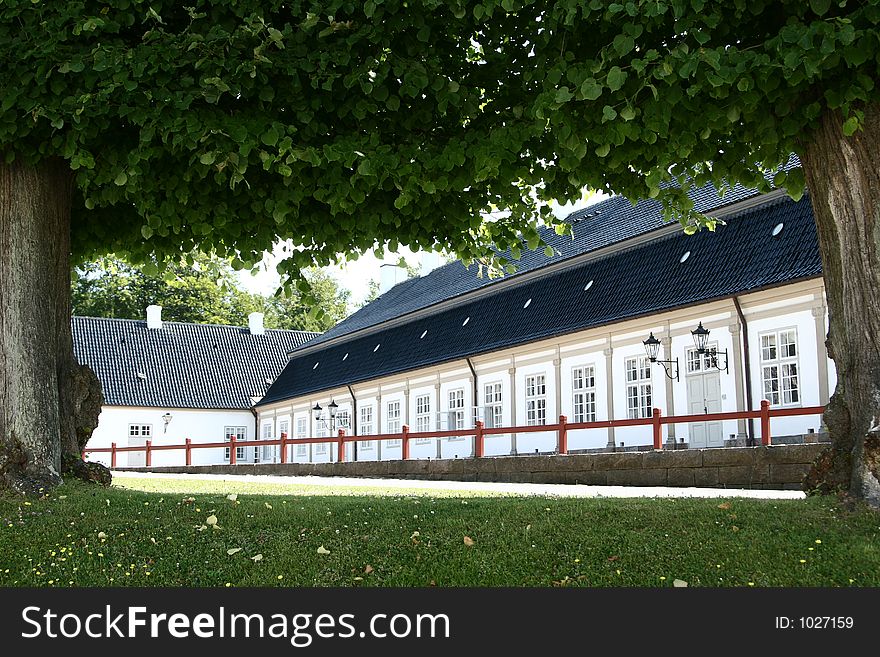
[2, 1, 877, 280]
[72, 254, 350, 331]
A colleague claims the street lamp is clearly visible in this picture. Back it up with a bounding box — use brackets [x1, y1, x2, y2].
[312, 400, 339, 431]
[690, 322, 729, 373]
[161, 412, 172, 434]
[642, 332, 679, 381]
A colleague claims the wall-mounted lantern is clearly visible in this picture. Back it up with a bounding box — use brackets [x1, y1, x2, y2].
[161, 412, 173, 434]
[691, 322, 729, 373]
[642, 332, 679, 381]
[312, 399, 339, 431]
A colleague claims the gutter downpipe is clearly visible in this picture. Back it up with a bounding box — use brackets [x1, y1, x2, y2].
[347, 384, 358, 462]
[466, 357, 478, 457]
[733, 296, 756, 446]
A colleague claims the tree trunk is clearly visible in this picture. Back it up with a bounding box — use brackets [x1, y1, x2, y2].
[0, 158, 107, 495]
[800, 104, 880, 507]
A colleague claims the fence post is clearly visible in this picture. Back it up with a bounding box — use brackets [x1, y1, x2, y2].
[652, 408, 663, 450]
[145, 440, 152, 467]
[110, 442, 117, 469]
[475, 420, 485, 458]
[337, 429, 346, 463]
[230, 436, 237, 465]
[402, 425, 410, 460]
[280, 432, 288, 464]
[558, 415, 568, 455]
[760, 400, 771, 446]
[185, 438, 192, 466]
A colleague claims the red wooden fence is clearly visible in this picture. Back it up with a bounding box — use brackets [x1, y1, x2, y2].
[84, 400, 824, 466]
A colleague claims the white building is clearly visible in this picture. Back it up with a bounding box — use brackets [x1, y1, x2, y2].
[75, 308, 317, 467]
[256, 182, 833, 462]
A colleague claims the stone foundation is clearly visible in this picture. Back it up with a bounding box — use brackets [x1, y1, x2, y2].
[118, 443, 827, 490]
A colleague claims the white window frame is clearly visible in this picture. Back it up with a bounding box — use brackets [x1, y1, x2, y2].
[315, 415, 328, 455]
[483, 382, 503, 429]
[336, 410, 351, 431]
[686, 344, 717, 374]
[128, 424, 152, 438]
[760, 328, 800, 406]
[295, 417, 308, 458]
[386, 400, 401, 447]
[359, 405, 375, 451]
[525, 374, 547, 426]
[224, 426, 246, 462]
[447, 388, 466, 440]
[625, 357, 652, 420]
[415, 394, 433, 444]
[571, 365, 597, 423]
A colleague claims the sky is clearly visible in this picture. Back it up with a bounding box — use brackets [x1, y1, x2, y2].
[237, 192, 606, 309]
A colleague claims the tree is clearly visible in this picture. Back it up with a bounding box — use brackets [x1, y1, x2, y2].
[72, 254, 349, 331]
[1, 2, 879, 502]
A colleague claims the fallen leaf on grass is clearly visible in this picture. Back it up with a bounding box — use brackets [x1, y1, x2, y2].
[673, 579, 688, 587]
[265, 503, 273, 509]
[717, 502, 731, 510]
[206, 515, 218, 526]
[463, 536, 475, 547]
[317, 546, 330, 555]
[97, 532, 107, 540]
[607, 555, 619, 562]
[251, 554, 263, 562]
[227, 494, 238, 502]
[227, 548, 242, 556]
[364, 565, 374, 574]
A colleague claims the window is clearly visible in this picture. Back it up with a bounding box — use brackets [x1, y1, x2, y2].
[761, 328, 800, 405]
[258, 422, 273, 463]
[128, 424, 151, 438]
[386, 400, 401, 447]
[415, 394, 433, 444]
[336, 410, 351, 431]
[446, 389, 466, 441]
[571, 366, 596, 423]
[359, 405, 375, 451]
[295, 417, 307, 458]
[315, 416, 328, 455]
[525, 375, 547, 426]
[224, 426, 246, 462]
[484, 382, 503, 429]
[625, 357, 652, 419]
[686, 346, 716, 374]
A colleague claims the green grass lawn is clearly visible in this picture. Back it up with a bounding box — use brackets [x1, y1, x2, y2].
[1, 477, 877, 587]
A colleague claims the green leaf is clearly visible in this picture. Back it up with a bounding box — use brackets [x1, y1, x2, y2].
[619, 106, 636, 121]
[141, 225, 153, 239]
[613, 34, 634, 57]
[199, 152, 216, 165]
[261, 126, 280, 147]
[580, 78, 603, 100]
[842, 115, 860, 136]
[595, 144, 611, 158]
[602, 105, 617, 122]
[555, 86, 574, 103]
[809, 0, 831, 16]
[606, 66, 627, 91]
[543, 246, 554, 257]
[114, 171, 128, 186]
[364, 1, 376, 18]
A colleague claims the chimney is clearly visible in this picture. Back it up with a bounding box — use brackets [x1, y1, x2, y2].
[248, 312, 265, 335]
[378, 263, 406, 295]
[421, 251, 443, 275]
[146, 305, 162, 330]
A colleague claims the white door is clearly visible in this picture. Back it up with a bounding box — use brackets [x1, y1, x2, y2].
[685, 347, 724, 448]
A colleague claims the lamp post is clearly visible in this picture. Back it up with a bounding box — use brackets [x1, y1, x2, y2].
[642, 332, 679, 381]
[690, 322, 729, 373]
[161, 412, 172, 434]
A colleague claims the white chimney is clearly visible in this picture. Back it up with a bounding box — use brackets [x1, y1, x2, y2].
[146, 305, 162, 330]
[421, 251, 443, 275]
[378, 263, 406, 295]
[248, 312, 265, 335]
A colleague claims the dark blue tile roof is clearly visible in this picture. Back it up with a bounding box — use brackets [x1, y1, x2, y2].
[260, 194, 820, 406]
[72, 317, 317, 409]
[303, 170, 794, 352]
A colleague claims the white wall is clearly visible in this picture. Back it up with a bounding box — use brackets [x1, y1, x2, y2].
[87, 406, 255, 468]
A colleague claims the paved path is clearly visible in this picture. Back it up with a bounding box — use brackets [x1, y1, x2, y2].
[112, 470, 805, 499]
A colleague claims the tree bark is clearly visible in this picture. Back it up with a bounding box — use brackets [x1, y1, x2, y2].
[801, 104, 880, 507]
[0, 158, 107, 494]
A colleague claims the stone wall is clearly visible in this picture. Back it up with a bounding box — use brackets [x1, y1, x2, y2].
[120, 443, 827, 490]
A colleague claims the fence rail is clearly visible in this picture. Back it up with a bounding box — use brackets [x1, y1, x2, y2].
[84, 400, 825, 467]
